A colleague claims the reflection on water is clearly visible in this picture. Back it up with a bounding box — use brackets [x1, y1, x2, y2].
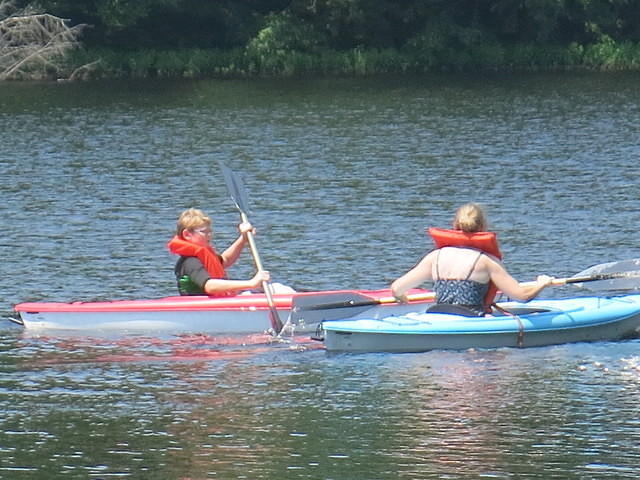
[2, 330, 640, 478]
[1, 72, 640, 478]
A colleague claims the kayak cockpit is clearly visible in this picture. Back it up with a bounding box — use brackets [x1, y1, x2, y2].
[491, 306, 553, 316]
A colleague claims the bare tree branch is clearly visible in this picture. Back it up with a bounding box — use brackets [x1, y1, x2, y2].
[0, 1, 88, 80]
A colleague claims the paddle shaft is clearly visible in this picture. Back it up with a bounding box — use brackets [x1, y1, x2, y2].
[298, 291, 435, 312]
[240, 212, 284, 333]
[563, 271, 640, 283]
[520, 270, 640, 287]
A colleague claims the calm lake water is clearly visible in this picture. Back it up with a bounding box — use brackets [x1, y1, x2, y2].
[1, 72, 640, 479]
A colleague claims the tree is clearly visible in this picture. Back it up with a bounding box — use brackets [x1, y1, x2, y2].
[0, 0, 86, 80]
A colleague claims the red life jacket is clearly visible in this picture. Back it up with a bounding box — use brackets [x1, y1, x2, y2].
[167, 236, 227, 280]
[427, 227, 503, 310]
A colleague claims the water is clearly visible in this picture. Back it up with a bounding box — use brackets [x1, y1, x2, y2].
[1, 72, 640, 478]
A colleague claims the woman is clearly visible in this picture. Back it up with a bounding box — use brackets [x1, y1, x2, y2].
[391, 203, 553, 316]
[167, 208, 269, 296]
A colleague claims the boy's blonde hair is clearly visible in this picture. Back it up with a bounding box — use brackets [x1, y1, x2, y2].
[176, 208, 212, 236]
[453, 203, 487, 233]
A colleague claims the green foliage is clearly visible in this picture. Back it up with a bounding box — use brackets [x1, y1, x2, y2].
[27, 0, 640, 77]
[403, 17, 499, 70]
[245, 11, 327, 74]
[33, 0, 268, 48]
[68, 47, 251, 78]
[35, 0, 181, 28]
[582, 35, 640, 70]
[67, 38, 640, 79]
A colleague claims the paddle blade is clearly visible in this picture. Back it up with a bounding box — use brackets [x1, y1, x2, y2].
[571, 258, 640, 290]
[290, 292, 378, 328]
[268, 308, 284, 335]
[219, 162, 251, 213]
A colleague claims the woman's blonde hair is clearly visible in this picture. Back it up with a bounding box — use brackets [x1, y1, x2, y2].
[176, 208, 211, 236]
[453, 203, 487, 233]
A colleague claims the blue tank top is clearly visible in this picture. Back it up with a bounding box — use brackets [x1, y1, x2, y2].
[433, 249, 490, 316]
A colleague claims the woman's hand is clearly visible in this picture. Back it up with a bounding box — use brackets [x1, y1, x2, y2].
[536, 274, 554, 286]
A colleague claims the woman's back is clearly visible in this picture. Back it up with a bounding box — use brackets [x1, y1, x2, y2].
[431, 246, 493, 284]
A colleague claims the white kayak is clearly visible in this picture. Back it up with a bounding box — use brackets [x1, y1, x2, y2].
[322, 294, 640, 353]
[12, 288, 434, 335]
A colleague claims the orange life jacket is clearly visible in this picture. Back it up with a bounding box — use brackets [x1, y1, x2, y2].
[427, 227, 502, 310]
[167, 236, 227, 280]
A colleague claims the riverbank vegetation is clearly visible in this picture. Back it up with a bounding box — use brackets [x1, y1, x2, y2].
[5, 0, 640, 79]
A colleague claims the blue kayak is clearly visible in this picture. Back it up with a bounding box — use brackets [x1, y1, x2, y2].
[322, 294, 640, 353]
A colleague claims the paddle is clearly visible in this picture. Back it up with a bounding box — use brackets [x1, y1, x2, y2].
[569, 258, 640, 290]
[219, 162, 284, 334]
[290, 291, 435, 327]
[520, 259, 640, 290]
[292, 259, 640, 326]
